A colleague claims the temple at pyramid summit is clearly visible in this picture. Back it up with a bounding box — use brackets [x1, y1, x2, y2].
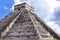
[0, 3, 60, 40]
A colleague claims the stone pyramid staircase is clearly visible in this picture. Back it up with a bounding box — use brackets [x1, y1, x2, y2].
[2, 10, 54, 40]
[3, 12, 39, 40]
[0, 3, 59, 40]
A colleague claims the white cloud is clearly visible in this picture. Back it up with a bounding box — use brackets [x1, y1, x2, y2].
[44, 0, 60, 34]
[11, 0, 22, 10]
[45, 0, 60, 13]
[4, 7, 8, 10]
[14, 0, 22, 5]
[46, 21, 60, 34]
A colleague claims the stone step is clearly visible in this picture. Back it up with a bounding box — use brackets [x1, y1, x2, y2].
[7, 32, 38, 37]
[20, 22, 33, 25]
[11, 25, 34, 29]
[8, 28, 37, 33]
[4, 36, 39, 40]
[40, 38, 53, 40]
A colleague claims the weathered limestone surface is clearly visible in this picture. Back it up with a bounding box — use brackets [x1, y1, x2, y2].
[0, 11, 19, 32]
[3, 11, 39, 40]
[28, 12, 54, 40]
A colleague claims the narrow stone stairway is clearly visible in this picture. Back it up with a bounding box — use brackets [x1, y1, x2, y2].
[4, 13, 39, 40]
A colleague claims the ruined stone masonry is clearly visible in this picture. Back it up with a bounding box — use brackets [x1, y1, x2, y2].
[0, 3, 60, 40]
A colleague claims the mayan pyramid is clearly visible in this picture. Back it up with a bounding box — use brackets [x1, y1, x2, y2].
[0, 3, 60, 40]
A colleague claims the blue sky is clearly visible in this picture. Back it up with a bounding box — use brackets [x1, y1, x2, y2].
[0, 0, 14, 18]
[0, 0, 60, 34]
